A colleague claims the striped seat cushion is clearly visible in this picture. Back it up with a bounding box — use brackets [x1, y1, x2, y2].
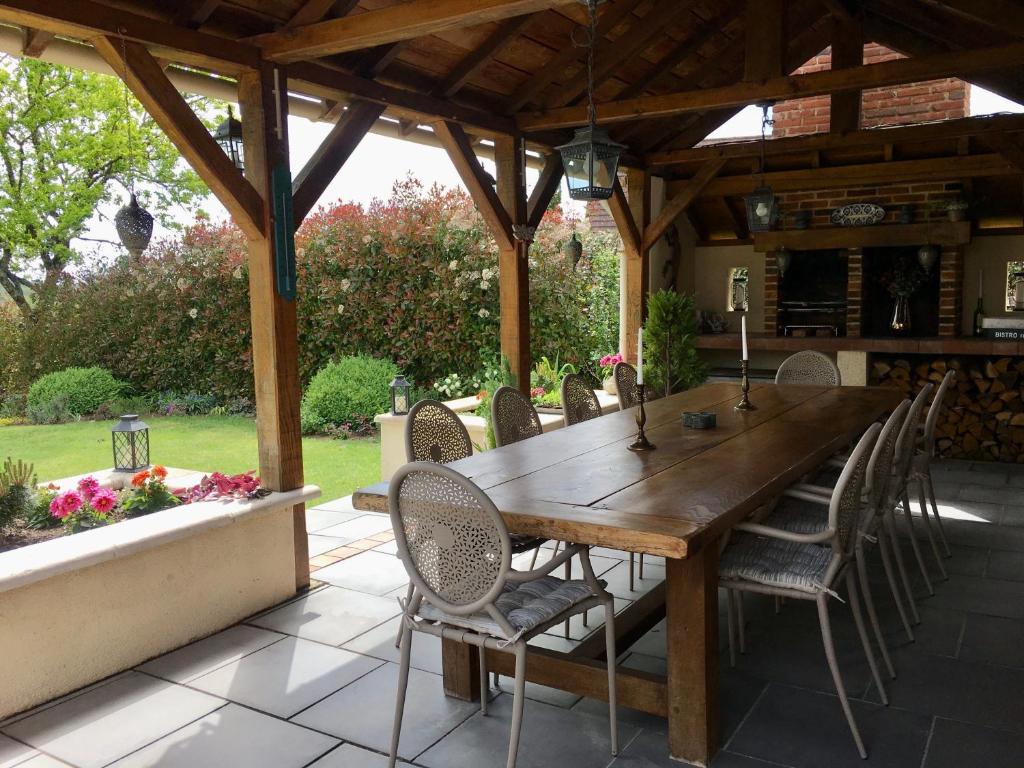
[720, 533, 832, 594]
[761, 497, 829, 537]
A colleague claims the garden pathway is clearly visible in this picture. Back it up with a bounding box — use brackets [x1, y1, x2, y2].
[3, 460, 1024, 767]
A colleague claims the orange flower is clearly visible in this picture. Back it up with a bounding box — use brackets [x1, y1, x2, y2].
[152, 465, 168, 481]
[131, 469, 150, 488]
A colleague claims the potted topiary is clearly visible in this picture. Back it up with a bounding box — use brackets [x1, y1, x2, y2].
[945, 198, 969, 222]
[644, 290, 708, 398]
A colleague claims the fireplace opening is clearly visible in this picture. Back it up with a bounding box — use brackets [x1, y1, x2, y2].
[776, 249, 848, 337]
[861, 246, 940, 337]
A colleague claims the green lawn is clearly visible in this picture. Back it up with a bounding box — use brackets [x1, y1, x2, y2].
[0, 416, 380, 503]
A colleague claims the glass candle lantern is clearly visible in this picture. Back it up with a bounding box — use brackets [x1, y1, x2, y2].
[112, 414, 150, 472]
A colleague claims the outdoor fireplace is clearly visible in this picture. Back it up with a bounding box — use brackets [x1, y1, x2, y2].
[776, 249, 848, 337]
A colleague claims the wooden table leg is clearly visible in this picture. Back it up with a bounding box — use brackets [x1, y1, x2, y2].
[665, 544, 720, 766]
[441, 636, 480, 701]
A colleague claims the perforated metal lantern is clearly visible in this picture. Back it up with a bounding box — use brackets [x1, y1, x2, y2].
[115, 193, 154, 260]
[112, 414, 150, 472]
[557, 126, 625, 201]
[564, 232, 583, 270]
[213, 106, 245, 171]
[745, 186, 778, 232]
[917, 244, 939, 275]
[390, 374, 412, 416]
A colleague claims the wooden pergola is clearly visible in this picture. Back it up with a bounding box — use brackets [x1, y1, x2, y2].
[3, 0, 1022, 761]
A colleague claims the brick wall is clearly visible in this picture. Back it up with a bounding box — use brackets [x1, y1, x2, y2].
[777, 181, 966, 230]
[773, 43, 969, 138]
[585, 199, 618, 232]
[939, 245, 964, 337]
[846, 248, 863, 337]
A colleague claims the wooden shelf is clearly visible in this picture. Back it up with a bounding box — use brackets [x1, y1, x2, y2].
[696, 333, 1024, 356]
[751, 222, 971, 251]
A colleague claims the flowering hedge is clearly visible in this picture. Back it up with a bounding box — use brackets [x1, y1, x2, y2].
[8, 179, 620, 402]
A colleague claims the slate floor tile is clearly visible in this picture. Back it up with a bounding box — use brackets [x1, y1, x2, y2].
[312, 496, 359, 513]
[293, 663, 479, 761]
[312, 551, 410, 595]
[923, 717, 1024, 768]
[188, 637, 382, 718]
[926, 572, 1024, 619]
[306, 507, 360, 533]
[342, 616, 444, 675]
[138, 625, 286, 683]
[317, 515, 393, 541]
[958, 612, 1024, 670]
[984, 549, 1024, 581]
[308, 534, 353, 557]
[3, 673, 224, 768]
[612, 730, 791, 767]
[248, 586, 399, 645]
[418, 693, 638, 768]
[726, 684, 931, 768]
[15, 757, 72, 767]
[0, 734, 37, 768]
[308, 743, 413, 767]
[107, 704, 337, 768]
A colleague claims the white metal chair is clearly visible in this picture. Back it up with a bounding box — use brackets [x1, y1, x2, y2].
[613, 361, 640, 410]
[491, 386, 542, 448]
[561, 372, 602, 427]
[911, 370, 955, 559]
[775, 350, 841, 386]
[720, 423, 882, 759]
[387, 462, 618, 768]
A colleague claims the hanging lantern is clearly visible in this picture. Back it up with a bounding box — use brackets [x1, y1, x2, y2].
[213, 105, 245, 171]
[112, 414, 150, 472]
[390, 374, 412, 416]
[745, 105, 778, 232]
[775, 247, 792, 279]
[556, 0, 626, 201]
[115, 193, 154, 261]
[917, 244, 939, 275]
[564, 232, 584, 270]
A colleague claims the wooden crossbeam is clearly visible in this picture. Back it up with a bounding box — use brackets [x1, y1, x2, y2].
[526, 153, 563, 229]
[516, 39, 1024, 131]
[434, 121, 515, 251]
[820, 0, 857, 25]
[285, 0, 359, 29]
[20, 27, 52, 57]
[984, 134, 1024, 174]
[93, 36, 263, 239]
[644, 159, 725, 252]
[930, 0, 1024, 37]
[173, 0, 221, 29]
[647, 113, 1024, 167]
[435, 15, 532, 99]
[744, 0, 785, 82]
[293, 100, 385, 223]
[256, 0, 574, 62]
[722, 197, 750, 240]
[607, 178, 642, 261]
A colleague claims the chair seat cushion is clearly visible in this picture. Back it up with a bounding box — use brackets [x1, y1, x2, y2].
[762, 498, 828, 536]
[418, 575, 599, 638]
[510, 534, 547, 554]
[720, 533, 832, 594]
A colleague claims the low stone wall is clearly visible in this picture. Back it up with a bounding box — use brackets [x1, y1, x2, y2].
[871, 354, 1024, 462]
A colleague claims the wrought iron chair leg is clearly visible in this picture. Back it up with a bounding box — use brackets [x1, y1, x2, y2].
[847, 570, 888, 706]
[629, 552, 635, 592]
[876, 523, 915, 642]
[885, 510, 921, 624]
[638, 553, 645, 580]
[479, 645, 488, 716]
[926, 473, 952, 557]
[604, 599, 619, 755]
[902, 489, 935, 596]
[726, 589, 738, 668]
[817, 594, 867, 759]
[394, 583, 414, 649]
[507, 642, 528, 768]
[388, 623, 413, 768]
[917, 480, 947, 580]
[858, 548, 897, 677]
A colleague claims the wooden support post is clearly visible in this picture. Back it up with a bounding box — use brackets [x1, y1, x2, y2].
[238, 64, 309, 592]
[830, 13, 863, 134]
[494, 135, 531, 393]
[665, 546, 720, 765]
[616, 168, 650, 365]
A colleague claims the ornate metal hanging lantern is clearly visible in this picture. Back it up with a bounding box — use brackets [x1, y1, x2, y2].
[557, 0, 626, 201]
[113, 35, 154, 260]
[745, 105, 778, 232]
[213, 105, 245, 171]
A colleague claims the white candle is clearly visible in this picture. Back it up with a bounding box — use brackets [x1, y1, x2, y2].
[636, 327, 644, 386]
[741, 315, 748, 361]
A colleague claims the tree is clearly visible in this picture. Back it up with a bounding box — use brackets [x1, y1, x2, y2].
[644, 289, 707, 398]
[0, 57, 208, 315]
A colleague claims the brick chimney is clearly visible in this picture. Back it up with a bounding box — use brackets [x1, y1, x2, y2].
[772, 43, 970, 137]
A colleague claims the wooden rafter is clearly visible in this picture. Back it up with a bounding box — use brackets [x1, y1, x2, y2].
[820, 0, 857, 25]
[722, 197, 750, 240]
[292, 100, 386, 223]
[607, 178, 642, 260]
[744, 0, 785, 82]
[435, 15, 532, 99]
[285, 0, 359, 29]
[173, 0, 221, 29]
[434, 121, 515, 251]
[526, 154, 563, 229]
[829, 12, 863, 133]
[355, 42, 406, 78]
[928, 0, 1024, 37]
[984, 134, 1024, 174]
[92, 36, 263, 239]
[20, 27, 53, 57]
[517, 39, 1024, 131]
[255, 0, 575, 62]
[644, 159, 726, 251]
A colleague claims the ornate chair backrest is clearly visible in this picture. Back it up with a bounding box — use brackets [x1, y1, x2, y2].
[614, 362, 640, 410]
[561, 373, 602, 427]
[923, 370, 956, 457]
[830, 422, 880, 558]
[405, 399, 472, 464]
[491, 386, 542, 448]
[864, 399, 911, 529]
[389, 462, 513, 631]
[894, 382, 934, 488]
[775, 350, 841, 386]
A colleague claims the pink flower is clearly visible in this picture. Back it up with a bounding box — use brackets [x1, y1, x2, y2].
[90, 488, 118, 514]
[599, 353, 624, 368]
[77, 476, 100, 501]
[50, 490, 83, 519]
[530, 386, 546, 398]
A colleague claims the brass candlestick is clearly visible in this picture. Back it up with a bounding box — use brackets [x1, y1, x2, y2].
[735, 360, 757, 411]
[628, 383, 656, 451]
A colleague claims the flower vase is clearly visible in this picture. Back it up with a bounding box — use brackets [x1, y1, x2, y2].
[603, 376, 618, 396]
[890, 294, 911, 334]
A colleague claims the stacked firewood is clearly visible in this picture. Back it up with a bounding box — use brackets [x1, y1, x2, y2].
[871, 356, 1024, 462]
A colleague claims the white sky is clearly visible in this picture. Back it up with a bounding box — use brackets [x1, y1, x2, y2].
[76, 87, 1024, 259]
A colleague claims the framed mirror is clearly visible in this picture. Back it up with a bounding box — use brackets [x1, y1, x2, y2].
[1007, 261, 1024, 311]
[727, 266, 750, 312]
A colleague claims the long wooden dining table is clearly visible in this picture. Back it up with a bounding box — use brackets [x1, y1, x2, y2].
[352, 381, 902, 766]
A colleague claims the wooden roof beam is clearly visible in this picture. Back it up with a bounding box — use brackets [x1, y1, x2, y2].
[20, 26, 53, 57]
[820, 0, 857, 25]
[607, 179, 642, 260]
[744, 0, 785, 82]
[517, 39, 1024, 131]
[285, 0, 360, 29]
[644, 159, 725, 251]
[255, 0, 577, 62]
[92, 36, 263, 239]
[928, 0, 1024, 38]
[434, 121, 515, 251]
[435, 15, 532, 99]
[526, 153, 564, 229]
[292, 100, 386, 223]
[173, 0, 221, 29]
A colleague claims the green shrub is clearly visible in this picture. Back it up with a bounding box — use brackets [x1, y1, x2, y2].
[301, 356, 399, 434]
[26, 394, 74, 425]
[644, 290, 707, 398]
[27, 367, 125, 417]
[0, 458, 37, 530]
[0, 305, 24, 400]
